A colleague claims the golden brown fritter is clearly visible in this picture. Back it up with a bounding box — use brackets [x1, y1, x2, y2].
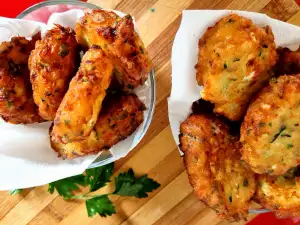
[29, 25, 78, 121]
[76, 9, 120, 48]
[179, 114, 256, 221]
[275, 47, 300, 75]
[196, 14, 278, 121]
[76, 10, 152, 90]
[0, 34, 43, 124]
[51, 46, 114, 143]
[240, 75, 300, 176]
[255, 167, 300, 218]
[50, 94, 145, 159]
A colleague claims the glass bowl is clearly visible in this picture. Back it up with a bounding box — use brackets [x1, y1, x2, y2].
[17, 0, 156, 169]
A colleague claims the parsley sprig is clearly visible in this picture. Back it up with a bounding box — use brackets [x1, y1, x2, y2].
[9, 163, 160, 218]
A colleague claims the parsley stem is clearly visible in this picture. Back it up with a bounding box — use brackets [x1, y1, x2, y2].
[69, 193, 108, 200]
[69, 194, 87, 200]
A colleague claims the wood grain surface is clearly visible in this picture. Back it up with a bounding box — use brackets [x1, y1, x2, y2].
[0, 0, 299, 224]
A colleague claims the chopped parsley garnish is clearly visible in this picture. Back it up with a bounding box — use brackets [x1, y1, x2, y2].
[243, 179, 248, 187]
[58, 44, 69, 57]
[271, 125, 286, 143]
[224, 62, 228, 69]
[7, 101, 12, 108]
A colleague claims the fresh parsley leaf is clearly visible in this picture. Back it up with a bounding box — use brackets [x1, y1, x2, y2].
[113, 169, 160, 198]
[9, 189, 22, 195]
[85, 163, 114, 192]
[86, 195, 116, 217]
[135, 175, 161, 197]
[48, 174, 86, 199]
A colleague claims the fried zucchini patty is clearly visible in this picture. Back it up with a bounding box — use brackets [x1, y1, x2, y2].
[196, 14, 277, 121]
[241, 75, 300, 176]
[179, 114, 256, 221]
[50, 94, 145, 159]
[0, 34, 43, 124]
[255, 167, 300, 218]
[51, 46, 114, 143]
[29, 25, 78, 121]
[76, 10, 152, 90]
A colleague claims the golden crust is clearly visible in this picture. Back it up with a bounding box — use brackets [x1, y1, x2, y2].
[29, 24, 78, 121]
[51, 47, 114, 143]
[179, 114, 256, 221]
[196, 14, 278, 121]
[240, 75, 300, 176]
[0, 34, 43, 124]
[76, 10, 152, 90]
[255, 168, 300, 218]
[50, 94, 145, 159]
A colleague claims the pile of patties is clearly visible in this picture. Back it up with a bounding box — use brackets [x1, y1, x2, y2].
[0, 10, 152, 159]
[179, 14, 300, 221]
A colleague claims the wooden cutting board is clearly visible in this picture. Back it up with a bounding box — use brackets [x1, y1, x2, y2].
[0, 0, 300, 224]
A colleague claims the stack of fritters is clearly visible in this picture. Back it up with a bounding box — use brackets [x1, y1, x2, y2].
[180, 13, 300, 221]
[0, 10, 152, 159]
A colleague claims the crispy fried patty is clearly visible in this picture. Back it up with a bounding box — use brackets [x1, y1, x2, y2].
[51, 46, 114, 143]
[50, 94, 145, 159]
[29, 25, 78, 121]
[179, 114, 256, 221]
[0, 34, 43, 124]
[241, 75, 300, 176]
[255, 167, 300, 218]
[76, 10, 152, 90]
[196, 14, 277, 121]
